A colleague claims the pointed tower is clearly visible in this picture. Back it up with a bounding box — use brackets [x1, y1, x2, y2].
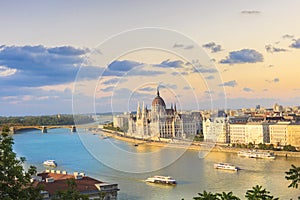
[142, 101, 146, 119]
[137, 102, 141, 119]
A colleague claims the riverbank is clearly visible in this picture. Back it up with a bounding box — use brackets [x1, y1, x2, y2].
[92, 129, 300, 158]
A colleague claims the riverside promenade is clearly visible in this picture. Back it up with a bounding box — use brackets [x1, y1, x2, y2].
[92, 128, 300, 158]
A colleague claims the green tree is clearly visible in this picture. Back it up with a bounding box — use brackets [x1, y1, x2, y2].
[245, 185, 279, 200]
[0, 131, 42, 200]
[52, 178, 88, 200]
[285, 164, 300, 190]
[217, 191, 240, 200]
[283, 145, 297, 152]
[193, 190, 218, 200]
[248, 142, 255, 149]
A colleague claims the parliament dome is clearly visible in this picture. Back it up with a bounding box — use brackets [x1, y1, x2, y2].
[152, 89, 166, 108]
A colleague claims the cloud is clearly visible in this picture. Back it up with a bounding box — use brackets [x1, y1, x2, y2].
[205, 75, 215, 80]
[102, 78, 120, 85]
[266, 78, 280, 83]
[282, 34, 294, 39]
[184, 45, 194, 49]
[47, 46, 89, 55]
[243, 87, 253, 92]
[183, 86, 193, 90]
[290, 39, 300, 48]
[220, 49, 263, 64]
[138, 87, 156, 92]
[202, 42, 223, 53]
[204, 90, 214, 95]
[173, 43, 184, 48]
[0, 65, 17, 76]
[101, 86, 115, 92]
[103, 60, 165, 77]
[159, 83, 177, 90]
[241, 10, 261, 14]
[156, 59, 184, 68]
[107, 60, 142, 71]
[0, 45, 98, 87]
[173, 43, 194, 50]
[219, 80, 238, 87]
[171, 71, 189, 76]
[265, 44, 287, 53]
[101, 77, 127, 85]
[190, 60, 217, 73]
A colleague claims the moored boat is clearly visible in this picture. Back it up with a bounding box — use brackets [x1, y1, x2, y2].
[43, 160, 57, 167]
[238, 150, 275, 159]
[145, 175, 176, 185]
[214, 163, 239, 171]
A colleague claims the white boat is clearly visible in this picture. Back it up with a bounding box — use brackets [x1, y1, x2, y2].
[214, 163, 239, 171]
[43, 160, 57, 167]
[238, 150, 275, 159]
[145, 175, 177, 185]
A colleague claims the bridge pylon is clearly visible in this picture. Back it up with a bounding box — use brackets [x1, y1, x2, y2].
[71, 125, 76, 132]
[9, 127, 15, 134]
[41, 126, 47, 133]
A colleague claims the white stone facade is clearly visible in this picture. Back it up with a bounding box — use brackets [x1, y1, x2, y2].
[203, 117, 229, 143]
[128, 90, 199, 140]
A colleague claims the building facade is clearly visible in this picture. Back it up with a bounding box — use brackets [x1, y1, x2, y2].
[127, 89, 200, 140]
[203, 117, 229, 143]
[113, 113, 129, 131]
[229, 123, 247, 144]
[287, 125, 300, 148]
[245, 123, 269, 144]
[229, 122, 269, 144]
[269, 122, 289, 146]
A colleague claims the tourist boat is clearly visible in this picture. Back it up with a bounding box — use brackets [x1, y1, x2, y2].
[43, 160, 57, 167]
[238, 150, 275, 159]
[145, 175, 177, 185]
[214, 163, 240, 171]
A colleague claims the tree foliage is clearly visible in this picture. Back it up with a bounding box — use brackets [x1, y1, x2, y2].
[217, 191, 240, 200]
[0, 114, 94, 127]
[0, 131, 42, 200]
[285, 164, 300, 189]
[194, 186, 280, 200]
[245, 185, 279, 200]
[193, 190, 218, 200]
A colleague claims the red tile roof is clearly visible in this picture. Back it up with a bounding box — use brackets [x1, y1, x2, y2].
[34, 172, 104, 195]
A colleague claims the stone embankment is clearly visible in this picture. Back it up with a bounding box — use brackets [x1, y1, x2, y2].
[93, 129, 300, 158]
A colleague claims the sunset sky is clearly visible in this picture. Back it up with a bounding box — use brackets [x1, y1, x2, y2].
[1, 0, 300, 116]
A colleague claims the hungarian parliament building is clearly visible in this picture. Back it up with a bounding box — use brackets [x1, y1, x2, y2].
[114, 89, 202, 140]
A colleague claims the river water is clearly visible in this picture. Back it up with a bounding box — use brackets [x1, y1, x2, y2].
[13, 128, 300, 200]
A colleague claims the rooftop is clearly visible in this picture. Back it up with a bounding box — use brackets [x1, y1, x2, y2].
[33, 172, 119, 196]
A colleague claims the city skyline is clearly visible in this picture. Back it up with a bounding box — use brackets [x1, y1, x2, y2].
[1, 0, 300, 115]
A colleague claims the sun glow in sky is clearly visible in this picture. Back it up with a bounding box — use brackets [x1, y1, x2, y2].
[1, 0, 300, 115]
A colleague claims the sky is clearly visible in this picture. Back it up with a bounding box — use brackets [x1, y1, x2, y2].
[1, 0, 300, 116]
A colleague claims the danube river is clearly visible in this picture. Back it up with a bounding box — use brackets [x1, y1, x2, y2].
[13, 128, 299, 200]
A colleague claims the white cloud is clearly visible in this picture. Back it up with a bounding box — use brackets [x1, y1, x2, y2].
[0, 66, 17, 76]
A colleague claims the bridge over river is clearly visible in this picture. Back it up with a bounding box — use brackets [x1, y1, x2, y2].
[10, 125, 78, 133]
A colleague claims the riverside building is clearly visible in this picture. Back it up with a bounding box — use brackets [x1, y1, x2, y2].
[202, 117, 229, 143]
[127, 89, 200, 140]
